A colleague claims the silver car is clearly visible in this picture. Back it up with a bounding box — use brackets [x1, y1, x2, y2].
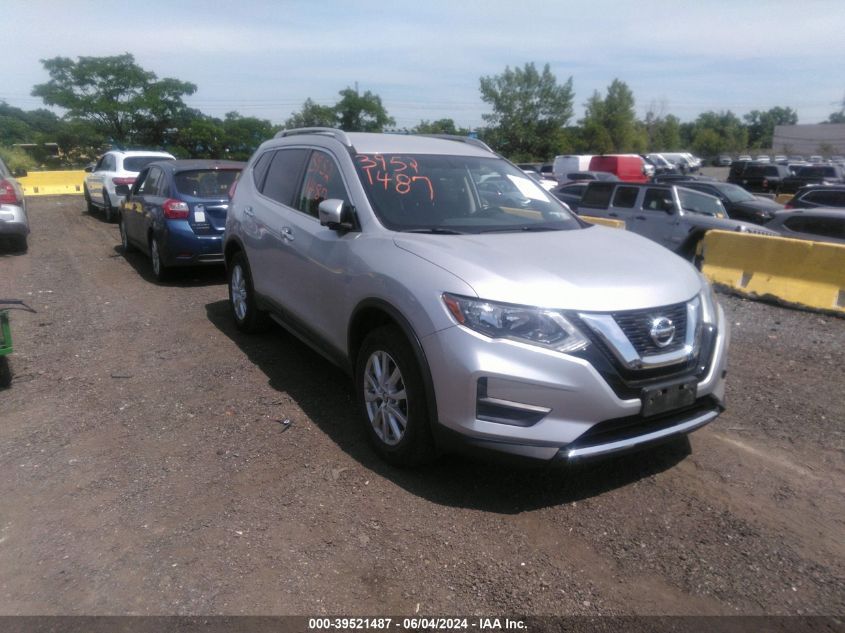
[224, 129, 729, 466]
[0, 157, 28, 251]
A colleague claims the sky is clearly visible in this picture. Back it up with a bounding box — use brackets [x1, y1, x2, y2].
[2, 0, 844, 130]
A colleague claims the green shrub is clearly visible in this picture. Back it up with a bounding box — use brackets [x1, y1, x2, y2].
[0, 146, 37, 173]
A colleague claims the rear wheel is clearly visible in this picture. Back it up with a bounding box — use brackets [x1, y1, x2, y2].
[149, 236, 168, 281]
[355, 325, 435, 467]
[228, 251, 270, 333]
[119, 215, 134, 253]
[0, 357, 11, 389]
[103, 192, 115, 223]
[84, 186, 96, 214]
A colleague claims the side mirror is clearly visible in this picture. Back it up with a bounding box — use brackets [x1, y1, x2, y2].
[662, 199, 676, 213]
[318, 199, 353, 231]
[12, 168, 27, 178]
[84, 165, 94, 173]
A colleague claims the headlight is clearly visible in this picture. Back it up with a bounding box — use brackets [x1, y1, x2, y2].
[698, 275, 718, 325]
[442, 293, 589, 353]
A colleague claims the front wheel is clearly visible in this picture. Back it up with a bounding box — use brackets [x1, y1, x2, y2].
[356, 325, 435, 467]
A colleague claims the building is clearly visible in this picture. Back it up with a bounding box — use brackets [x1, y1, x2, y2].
[772, 124, 845, 156]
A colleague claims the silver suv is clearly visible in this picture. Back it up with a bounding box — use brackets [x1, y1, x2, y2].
[224, 129, 729, 466]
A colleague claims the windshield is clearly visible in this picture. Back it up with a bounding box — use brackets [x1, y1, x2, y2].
[175, 169, 240, 198]
[353, 154, 581, 233]
[124, 156, 174, 172]
[679, 189, 727, 217]
[717, 183, 756, 203]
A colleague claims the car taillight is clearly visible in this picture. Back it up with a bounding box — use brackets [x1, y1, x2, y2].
[762, 178, 769, 188]
[112, 177, 136, 186]
[0, 179, 19, 204]
[228, 176, 239, 199]
[163, 199, 190, 219]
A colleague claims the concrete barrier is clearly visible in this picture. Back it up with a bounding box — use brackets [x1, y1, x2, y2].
[700, 230, 845, 314]
[775, 193, 793, 205]
[581, 215, 625, 229]
[19, 170, 86, 196]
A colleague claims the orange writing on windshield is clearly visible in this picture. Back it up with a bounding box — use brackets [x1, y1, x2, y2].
[355, 154, 435, 201]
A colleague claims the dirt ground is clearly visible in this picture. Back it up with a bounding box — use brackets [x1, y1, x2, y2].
[0, 196, 843, 617]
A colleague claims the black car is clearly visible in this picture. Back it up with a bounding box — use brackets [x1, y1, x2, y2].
[726, 160, 754, 184]
[732, 164, 790, 195]
[119, 159, 245, 280]
[784, 185, 845, 209]
[765, 208, 845, 245]
[779, 165, 845, 195]
[673, 180, 784, 224]
[551, 181, 589, 210]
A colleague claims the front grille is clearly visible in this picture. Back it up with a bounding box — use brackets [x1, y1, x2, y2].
[612, 302, 687, 356]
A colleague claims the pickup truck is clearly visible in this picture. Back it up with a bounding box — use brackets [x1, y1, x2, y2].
[729, 164, 790, 195]
[578, 181, 778, 259]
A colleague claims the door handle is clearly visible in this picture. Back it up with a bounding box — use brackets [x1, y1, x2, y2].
[635, 215, 646, 220]
[281, 227, 294, 242]
[608, 212, 618, 217]
[243, 206, 254, 217]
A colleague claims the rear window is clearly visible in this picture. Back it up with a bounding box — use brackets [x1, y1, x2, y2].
[803, 190, 845, 206]
[798, 166, 837, 178]
[784, 216, 845, 239]
[612, 186, 639, 208]
[174, 169, 241, 198]
[124, 156, 174, 172]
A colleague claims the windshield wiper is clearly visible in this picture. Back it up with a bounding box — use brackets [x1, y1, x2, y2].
[400, 228, 466, 235]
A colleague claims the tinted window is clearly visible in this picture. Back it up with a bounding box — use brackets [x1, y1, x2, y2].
[174, 169, 240, 198]
[261, 148, 309, 206]
[137, 167, 164, 196]
[612, 186, 638, 208]
[804, 190, 845, 206]
[296, 151, 349, 218]
[580, 183, 614, 208]
[124, 156, 173, 172]
[560, 184, 587, 197]
[784, 216, 845, 239]
[252, 151, 273, 189]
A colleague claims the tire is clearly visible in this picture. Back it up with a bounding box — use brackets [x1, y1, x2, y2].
[227, 251, 270, 333]
[119, 214, 135, 253]
[0, 357, 11, 389]
[103, 191, 115, 223]
[149, 236, 168, 281]
[355, 325, 435, 467]
[14, 235, 28, 253]
[84, 185, 96, 214]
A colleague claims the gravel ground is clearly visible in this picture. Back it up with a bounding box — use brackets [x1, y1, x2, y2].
[0, 196, 842, 618]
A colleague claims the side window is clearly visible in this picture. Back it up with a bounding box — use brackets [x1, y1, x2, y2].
[95, 155, 108, 171]
[297, 151, 349, 218]
[252, 151, 273, 190]
[261, 148, 309, 206]
[785, 216, 845, 239]
[104, 155, 116, 172]
[580, 183, 614, 208]
[138, 167, 163, 196]
[612, 186, 638, 208]
[643, 188, 673, 213]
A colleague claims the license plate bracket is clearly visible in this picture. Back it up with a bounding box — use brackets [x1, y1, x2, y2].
[641, 380, 697, 417]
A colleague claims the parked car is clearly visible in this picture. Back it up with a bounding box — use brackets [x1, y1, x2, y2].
[765, 208, 845, 245]
[551, 181, 589, 210]
[755, 155, 771, 164]
[779, 164, 845, 194]
[737, 154, 752, 162]
[660, 153, 696, 174]
[84, 150, 176, 222]
[784, 185, 845, 209]
[560, 171, 618, 183]
[224, 129, 729, 466]
[717, 154, 733, 166]
[809, 155, 824, 164]
[672, 180, 784, 224]
[733, 164, 791, 195]
[552, 155, 593, 182]
[577, 181, 778, 258]
[645, 153, 679, 175]
[774, 155, 788, 165]
[119, 159, 244, 280]
[589, 155, 648, 183]
[0, 157, 28, 251]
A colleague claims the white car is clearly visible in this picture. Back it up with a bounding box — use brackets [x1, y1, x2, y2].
[84, 150, 175, 222]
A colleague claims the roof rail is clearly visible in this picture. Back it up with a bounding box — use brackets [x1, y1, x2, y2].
[274, 127, 353, 147]
[417, 134, 494, 153]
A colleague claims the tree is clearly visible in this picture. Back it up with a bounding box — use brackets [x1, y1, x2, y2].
[643, 101, 681, 150]
[687, 111, 747, 156]
[579, 79, 646, 153]
[412, 118, 470, 136]
[743, 106, 798, 149]
[32, 54, 196, 146]
[334, 88, 394, 132]
[478, 62, 574, 161]
[285, 98, 337, 129]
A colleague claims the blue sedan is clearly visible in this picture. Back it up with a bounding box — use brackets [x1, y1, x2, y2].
[119, 159, 245, 280]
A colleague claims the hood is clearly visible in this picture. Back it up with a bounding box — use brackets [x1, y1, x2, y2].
[393, 226, 702, 312]
[741, 197, 784, 212]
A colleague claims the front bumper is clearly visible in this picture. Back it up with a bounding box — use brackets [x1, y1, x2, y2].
[422, 304, 729, 462]
[0, 204, 29, 236]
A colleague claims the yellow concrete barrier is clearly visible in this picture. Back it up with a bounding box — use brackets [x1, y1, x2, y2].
[19, 170, 86, 196]
[775, 193, 793, 205]
[700, 230, 845, 313]
[581, 215, 625, 229]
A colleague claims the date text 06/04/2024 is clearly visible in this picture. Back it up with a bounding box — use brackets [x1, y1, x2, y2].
[307, 617, 527, 630]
